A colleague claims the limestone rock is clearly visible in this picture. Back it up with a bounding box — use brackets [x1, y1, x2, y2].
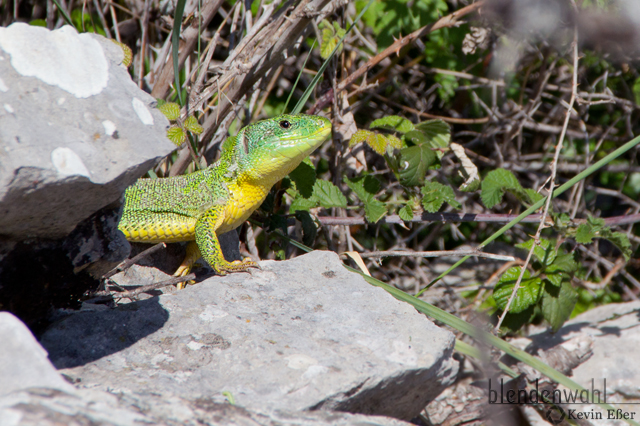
[40, 250, 458, 421]
[0, 23, 174, 240]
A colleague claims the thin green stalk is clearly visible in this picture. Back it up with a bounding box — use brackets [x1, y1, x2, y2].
[292, 0, 375, 114]
[282, 40, 316, 114]
[51, 0, 73, 27]
[418, 133, 640, 296]
[172, 0, 187, 105]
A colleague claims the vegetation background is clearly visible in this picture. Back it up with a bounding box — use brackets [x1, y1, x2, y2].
[3, 0, 640, 420]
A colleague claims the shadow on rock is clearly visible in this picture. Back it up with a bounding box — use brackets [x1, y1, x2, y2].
[39, 297, 169, 369]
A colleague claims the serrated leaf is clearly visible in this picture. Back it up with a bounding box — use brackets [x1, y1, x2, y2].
[295, 211, 317, 246]
[319, 20, 344, 59]
[517, 239, 557, 265]
[166, 126, 187, 145]
[544, 264, 565, 287]
[346, 176, 380, 200]
[158, 102, 181, 121]
[523, 188, 545, 205]
[363, 198, 387, 223]
[289, 162, 316, 198]
[385, 134, 403, 149]
[370, 115, 415, 134]
[493, 267, 543, 313]
[398, 203, 414, 221]
[499, 305, 536, 334]
[313, 180, 347, 209]
[550, 253, 578, 273]
[368, 133, 390, 155]
[398, 144, 436, 186]
[418, 119, 451, 158]
[349, 129, 372, 148]
[289, 194, 317, 213]
[403, 130, 429, 146]
[421, 181, 461, 213]
[575, 223, 595, 244]
[600, 230, 632, 261]
[541, 281, 578, 332]
[481, 168, 524, 209]
[184, 116, 203, 135]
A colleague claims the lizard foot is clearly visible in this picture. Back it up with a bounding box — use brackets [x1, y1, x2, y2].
[173, 265, 196, 290]
[214, 257, 260, 275]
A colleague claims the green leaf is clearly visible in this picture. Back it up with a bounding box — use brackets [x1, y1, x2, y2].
[289, 162, 316, 198]
[516, 239, 557, 265]
[599, 230, 632, 261]
[398, 203, 414, 221]
[416, 119, 451, 158]
[398, 144, 436, 186]
[523, 188, 545, 205]
[544, 264, 566, 287]
[363, 199, 387, 223]
[349, 130, 395, 154]
[346, 176, 380, 200]
[541, 281, 578, 332]
[421, 181, 461, 213]
[184, 116, 203, 135]
[349, 129, 372, 148]
[158, 101, 181, 121]
[403, 130, 429, 146]
[370, 115, 415, 134]
[633, 77, 640, 105]
[575, 223, 596, 244]
[166, 126, 187, 145]
[346, 176, 386, 223]
[289, 194, 317, 213]
[499, 305, 536, 334]
[319, 19, 345, 59]
[295, 211, 317, 246]
[493, 267, 543, 314]
[313, 180, 347, 209]
[481, 168, 524, 209]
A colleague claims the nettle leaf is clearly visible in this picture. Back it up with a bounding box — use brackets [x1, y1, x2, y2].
[158, 101, 181, 121]
[516, 239, 557, 265]
[542, 281, 578, 332]
[289, 161, 316, 198]
[493, 267, 543, 314]
[167, 126, 187, 145]
[416, 119, 450, 158]
[481, 168, 524, 209]
[313, 180, 347, 209]
[398, 144, 436, 186]
[398, 202, 414, 221]
[421, 181, 461, 213]
[184, 116, 203, 135]
[370, 115, 415, 134]
[295, 211, 317, 246]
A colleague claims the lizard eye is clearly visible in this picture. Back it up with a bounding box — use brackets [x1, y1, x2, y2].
[279, 120, 291, 129]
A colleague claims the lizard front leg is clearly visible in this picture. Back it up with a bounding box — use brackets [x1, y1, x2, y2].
[195, 206, 258, 276]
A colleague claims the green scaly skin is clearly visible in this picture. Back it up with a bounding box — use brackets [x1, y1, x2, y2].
[118, 114, 332, 284]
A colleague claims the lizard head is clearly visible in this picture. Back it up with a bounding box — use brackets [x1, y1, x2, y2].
[234, 114, 331, 184]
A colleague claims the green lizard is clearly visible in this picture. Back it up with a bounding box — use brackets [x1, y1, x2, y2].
[118, 114, 332, 287]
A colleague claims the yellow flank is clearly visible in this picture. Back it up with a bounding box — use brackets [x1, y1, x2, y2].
[217, 178, 270, 234]
[120, 214, 196, 243]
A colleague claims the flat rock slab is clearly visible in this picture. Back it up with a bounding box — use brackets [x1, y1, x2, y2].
[0, 23, 174, 239]
[40, 251, 457, 421]
[527, 301, 640, 424]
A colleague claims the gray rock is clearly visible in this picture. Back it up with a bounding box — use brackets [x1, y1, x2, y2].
[0, 387, 414, 426]
[40, 250, 457, 421]
[526, 301, 640, 425]
[0, 312, 74, 396]
[0, 23, 175, 240]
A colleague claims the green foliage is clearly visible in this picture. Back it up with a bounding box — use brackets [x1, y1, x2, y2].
[295, 211, 317, 246]
[70, 9, 106, 35]
[319, 20, 346, 59]
[481, 169, 544, 209]
[421, 181, 461, 212]
[157, 100, 203, 146]
[493, 239, 579, 333]
[346, 176, 387, 223]
[288, 179, 348, 213]
[571, 216, 631, 260]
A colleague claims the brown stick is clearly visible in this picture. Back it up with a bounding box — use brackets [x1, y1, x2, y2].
[102, 242, 166, 279]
